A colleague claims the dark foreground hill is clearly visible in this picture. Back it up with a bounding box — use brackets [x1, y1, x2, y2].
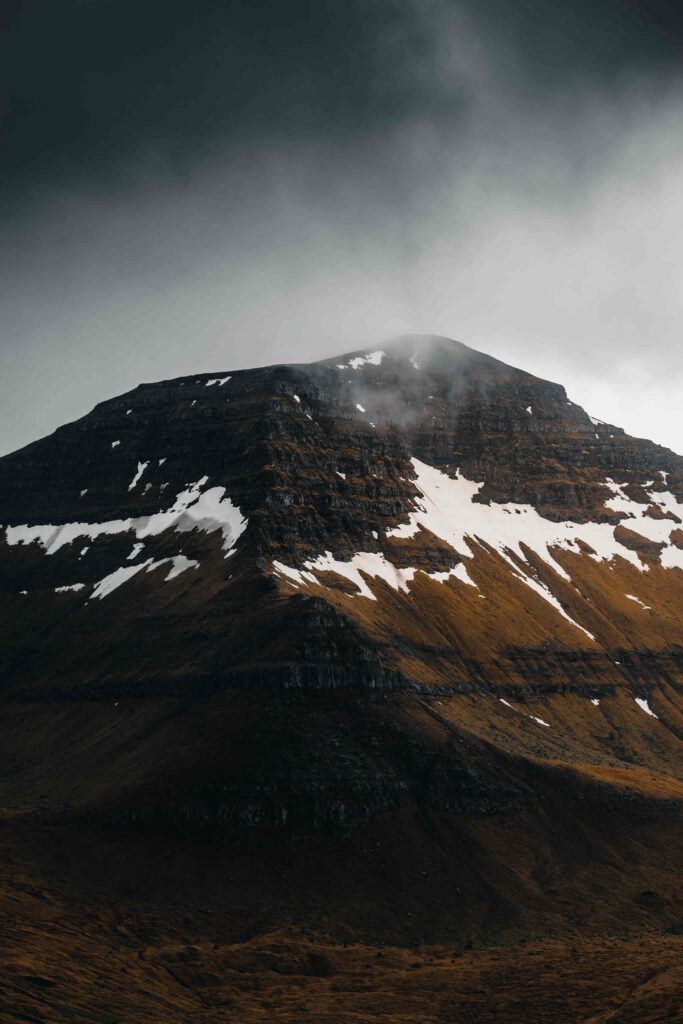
[1, 335, 683, 1022]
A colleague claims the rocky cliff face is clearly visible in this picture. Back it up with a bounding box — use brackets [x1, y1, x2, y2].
[1, 335, 683, 942]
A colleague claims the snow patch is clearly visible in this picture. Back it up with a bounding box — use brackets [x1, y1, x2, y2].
[55, 583, 85, 593]
[604, 479, 683, 561]
[206, 376, 231, 386]
[163, 554, 200, 581]
[625, 593, 651, 610]
[128, 460, 149, 491]
[273, 551, 477, 600]
[4, 478, 247, 556]
[173, 486, 248, 555]
[91, 555, 199, 600]
[274, 551, 415, 602]
[91, 562, 149, 600]
[111, 440, 120, 449]
[384, 458, 683, 636]
[424, 563, 477, 588]
[661, 545, 683, 570]
[347, 350, 385, 370]
[499, 697, 549, 727]
[293, 394, 301, 403]
[356, 403, 366, 413]
[634, 697, 658, 719]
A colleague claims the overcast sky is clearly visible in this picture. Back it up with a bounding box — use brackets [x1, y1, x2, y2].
[2, 0, 683, 456]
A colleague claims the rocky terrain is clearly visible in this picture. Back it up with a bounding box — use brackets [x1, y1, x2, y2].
[1, 334, 683, 1021]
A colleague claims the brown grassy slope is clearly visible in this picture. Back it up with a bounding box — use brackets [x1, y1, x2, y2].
[2, 815, 683, 1024]
[272, 542, 683, 686]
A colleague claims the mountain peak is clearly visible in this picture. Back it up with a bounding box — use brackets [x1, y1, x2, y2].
[316, 333, 520, 379]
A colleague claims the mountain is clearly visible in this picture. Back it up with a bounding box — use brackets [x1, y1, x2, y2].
[2, 335, 683, 1022]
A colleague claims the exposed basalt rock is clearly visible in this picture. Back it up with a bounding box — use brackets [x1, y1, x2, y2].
[614, 524, 666, 557]
[87, 691, 530, 845]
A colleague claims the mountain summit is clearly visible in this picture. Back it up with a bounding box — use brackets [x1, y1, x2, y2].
[2, 336, 683, 952]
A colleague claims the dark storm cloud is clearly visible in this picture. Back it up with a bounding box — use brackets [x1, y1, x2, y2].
[2, 1, 683, 457]
[0, 0, 448, 206]
[3, 0, 683, 207]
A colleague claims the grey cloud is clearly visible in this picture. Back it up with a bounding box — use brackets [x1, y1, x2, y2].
[1, 1, 682, 457]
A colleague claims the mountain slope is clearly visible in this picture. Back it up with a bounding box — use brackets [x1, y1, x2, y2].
[1, 334, 683, 960]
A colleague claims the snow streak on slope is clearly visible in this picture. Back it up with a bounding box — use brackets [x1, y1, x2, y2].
[128, 460, 149, 491]
[274, 552, 416, 601]
[336, 350, 385, 371]
[90, 555, 199, 600]
[392, 459, 683, 577]
[4, 478, 247, 555]
[635, 697, 658, 719]
[273, 457, 683, 641]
